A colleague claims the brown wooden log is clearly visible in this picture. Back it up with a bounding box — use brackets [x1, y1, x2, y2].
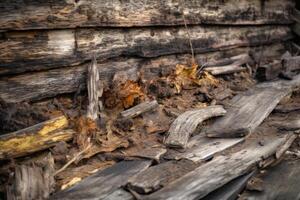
[0, 116, 75, 160]
[0, 44, 286, 103]
[7, 153, 55, 200]
[0, 25, 292, 75]
[0, 0, 294, 31]
[165, 105, 226, 149]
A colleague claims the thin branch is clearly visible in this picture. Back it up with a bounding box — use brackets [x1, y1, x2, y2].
[182, 14, 195, 64]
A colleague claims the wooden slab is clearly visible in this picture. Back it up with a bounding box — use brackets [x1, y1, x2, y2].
[51, 160, 151, 200]
[165, 105, 226, 148]
[121, 100, 159, 118]
[103, 189, 134, 200]
[0, 0, 294, 30]
[145, 134, 290, 200]
[165, 135, 245, 162]
[271, 120, 300, 131]
[205, 74, 300, 138]
[0, 26, 291, 75]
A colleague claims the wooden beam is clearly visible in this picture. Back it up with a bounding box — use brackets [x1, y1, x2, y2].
[120, 100, 159, 118]
[0, 116, 74, 160]
[0, 26, 291, 75]
[0, 0, 294, 30]
[145, 134, 290, 200]
[51, 160, 151, 200]
[164, 105, 226, 149]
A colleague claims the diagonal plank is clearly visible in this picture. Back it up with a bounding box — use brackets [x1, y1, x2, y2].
[165, 105, 226, 148]
[205, 74, 300, 138]
[145, 134, 291, 200]
[51, 160, 151, 200]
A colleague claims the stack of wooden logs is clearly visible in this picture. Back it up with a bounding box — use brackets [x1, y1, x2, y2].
[0, 0, 296, 104]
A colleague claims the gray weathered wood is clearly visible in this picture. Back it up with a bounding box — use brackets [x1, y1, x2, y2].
[165, 135, 245, 162]
[121, 100, 159, 118]
[145, 134, 290, 200]
[271, 120, 300, 131]
[274, 103, 300, 113]
[275, 134, 297, 158]
[0, 43, 286, 103]
[165, 105, 226, 148]
[7, 153, 55, 200]
[0, 0, 294, 30]
[283, 56, 300, 72]
[0, 26, 291, 75]
[51, 160, 151, 200]
[256, 60, 282, 81]
[205, 74, 300, 138]
[127, 147, 167, 162]
[103, 189, 134, 200]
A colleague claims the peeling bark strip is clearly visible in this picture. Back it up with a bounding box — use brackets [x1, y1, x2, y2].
[0, 116, 74, 160]
[0, 25, 292, 75]
[145, 135, 289, 200]
[51, 160, 151, 200]
[7, 153, 55, 200]
[205, 74, 300, 138]
[166, 135, 244, 162]
[165, 105, 226, 149]
[0, 0, 294, 30]
[0, 44, 286, 103]
[121, 100, 159, 118]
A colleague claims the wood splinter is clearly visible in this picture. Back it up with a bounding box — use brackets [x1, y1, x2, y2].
[120, 100, 159, 118]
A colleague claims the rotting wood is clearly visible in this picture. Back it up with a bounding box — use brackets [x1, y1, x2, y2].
[165, 135, 244, 162]
[165, 105, 226, 149]
[0, 0, 294, 30]
[205, 74, 300, 138]
[0, 26, 291, 75]
[282, 56, 300, 72]
[203, 53, 251, 67]
[271, 120, 300, 131]
[51, 160, 151, 200]
[0, 43, 286, 103]
[145, 135, 290, 200]
[121, 100, 159, 118]
[256, 60, 283, 81]
[274, 103, 300, 113]
[6, 153, 55, 200]
[103, 189, 134, 200]
[127, 160, 198, 194]
[127, 147, 167, 162]
[0, 116, 74, 160]
[275, 134, 297, 159]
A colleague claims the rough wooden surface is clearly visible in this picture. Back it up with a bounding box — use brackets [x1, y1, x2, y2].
[165, 105, 226, 148]
[0, 0, 294, 30]
[0, 26, 291, 75]
[51, 160, 151, 200]
[103, 189, 134, 200]
[0, 44, 286, 103]
[145, 135, 289, 200]
[275, 134, 297, 158]
[0, 116, 74, 160]
[205, 64, 246, 75]
[165, 135, 245, 162]
[121, 100, 159, 118]
[283, 56, 300, 72]
[256, 60, 283, 81]
[271, 120, 300, 131]
[7, 153, 55, 200]
[205, 75, 300, 138]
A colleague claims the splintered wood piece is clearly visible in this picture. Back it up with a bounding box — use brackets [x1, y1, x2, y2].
[271, 120, 300, 131]
[145, 135, 289, 200]
[274, 103, 300, 113]
[256, 60, 283, 81]
[51, 160, 151, 200]
[205, 74, 300, 138]
[166, 135, 244, 162]
[127, 147, 167, 162]
[121, 100, 159, 118]
[127, 160, 198, 194]
[0, 26, 291, 75]
[0, 0, 294, 30]
[7, 153, 55, 200]
[276, 134, 297, 158]
[283, 56, 300, 72]
[103, 189, 134, 200]
[165, 105, 226, 149]
[0, 116, 74, 160]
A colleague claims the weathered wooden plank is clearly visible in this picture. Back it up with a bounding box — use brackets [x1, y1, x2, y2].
[283, 56, 300, 72]
[121, 100, 159, 118]
[51, 160, 151, 200]
[0, 0, 294, 30]
[145, 134, 289, 200]
[0, 43, 286, 103]
[275, 134, 297, 158]
[103, 189, 134, 200]
[7, 153, 55, 200]
[205, 64, 246, 75]
[205, 74, 300, 138]
[165, 135, 245, 162]
[165, 105, 226, 148]
[274, 103, 300, 113]
[271, 120, 300, 131]
[256, 60, 282, 81]
[0, 116, 74, 160]
[0, 26, 291, 75]
[127, 147, 167, 162]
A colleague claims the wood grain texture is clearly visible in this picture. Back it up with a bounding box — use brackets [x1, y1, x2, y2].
[145, 134, 289, 200]
[0, 44, 286, 103]
[0, 116, 74, 160]
[121, 100, 159, 118]
[205, 74, 300, 138]
[271, 120, 300, 131]
[0, 26, 291, 75]
[0, 0, 294, 30]
[165, 105, 226, 148]
[51, 160, 151, 200]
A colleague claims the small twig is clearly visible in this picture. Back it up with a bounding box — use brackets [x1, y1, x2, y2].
[54, 142, 92, 176]
[182, 14, 195, 64]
